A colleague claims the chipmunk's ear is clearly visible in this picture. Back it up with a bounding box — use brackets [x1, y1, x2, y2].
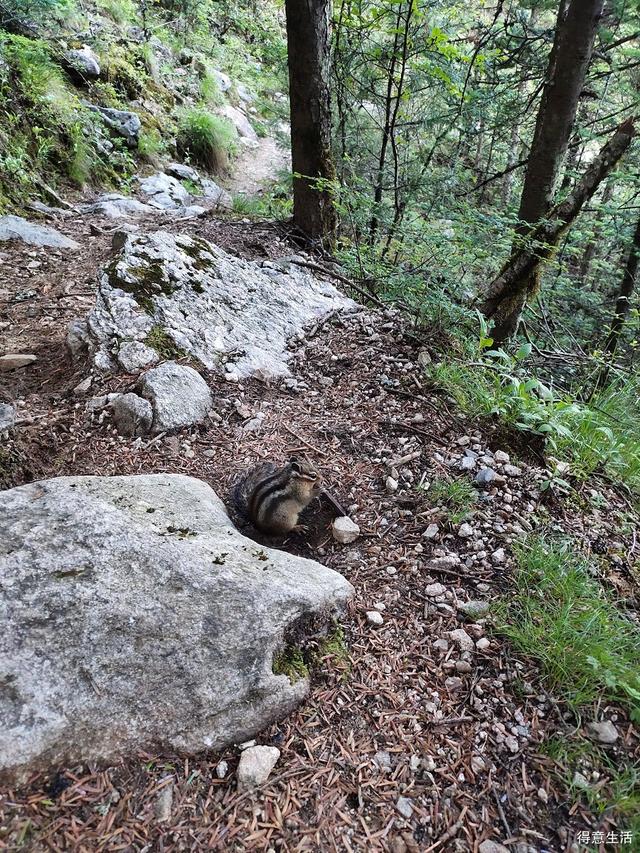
[290, 457, 301, 473]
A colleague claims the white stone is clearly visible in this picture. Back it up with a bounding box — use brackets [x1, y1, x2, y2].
[385, 476, 398, 493]
[219, 104, 257, 140]
[154, 783, 173, 822]
[476, 638, 491, 651]
[332, 516, 360, 544]
[458, 523, 474, 538]
[494, 450, 510, 463]
[425, 582, 446, 597]
[237, 745, 280, 789]
[0, 475, 352, 782]
[0, 403, 16, 431]
[396, 797, 413, 819]
[449, 629, 474, 652]
[215, 760, 228, 778]
[366, 610, 384, 627]
[138, 362, 213, 434]
[423, 523, 439, 539]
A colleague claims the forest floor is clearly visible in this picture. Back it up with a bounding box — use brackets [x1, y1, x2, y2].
[0, 186, 639, 852]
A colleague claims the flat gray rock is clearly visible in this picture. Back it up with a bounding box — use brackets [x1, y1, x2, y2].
[138, 361, 213, 433]
[86, 106, 141, 147]
[219, 104, 257, 140]
[0, 474, 353, 782]
[80, 194, 156, 219]
[0, 216, 79, 249]
[70, 231, 357, 379]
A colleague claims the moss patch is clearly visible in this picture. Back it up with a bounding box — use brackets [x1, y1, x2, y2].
[144, 326, 185, 360]
[272, 646, 309, 684]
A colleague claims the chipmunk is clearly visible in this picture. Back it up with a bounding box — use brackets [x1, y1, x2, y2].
[232, 457, 322, 536]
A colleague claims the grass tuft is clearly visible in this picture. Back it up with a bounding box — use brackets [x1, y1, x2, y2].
[494, 537, 640, 719]
[176, 108, 237, 175]
[426, 476, 477, 524]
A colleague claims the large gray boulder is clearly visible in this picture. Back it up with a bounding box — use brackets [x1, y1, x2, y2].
[69, 231, 357, 378]
[138, 361, 213, 433]
[0, 474, 353, 782]
[219, 104, 257, 141]
[0, 215, 79, 249]
[79, 193, 156, 219]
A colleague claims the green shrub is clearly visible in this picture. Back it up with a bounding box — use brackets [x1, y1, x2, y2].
[176, 108, 237, 174]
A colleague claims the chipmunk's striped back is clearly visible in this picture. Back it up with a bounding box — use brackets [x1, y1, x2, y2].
[232, 457, 321, 535]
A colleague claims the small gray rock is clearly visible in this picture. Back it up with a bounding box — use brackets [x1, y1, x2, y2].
[503, 464, 522, 477]
[458, 522, 474, 538]
[479, 842, 510, 853]
[215, 760, 228, 778]
[138, 173, 190, 210]
[385, 476, 398, 493]
[154, 782, 173, 822]
[396, 796, 413, 819]
[423, 523, 439, 539]
[475, 468, 496, 485]
[332, 516, 360, 544]
[111, 393, 153, 436]
[73, 377, 92, 396]
[449, 628, 474, 652]
[494, 450, 510, 463]
[165, 162, 199, 181]
[139, 362, 213, 434]
[366, 610, 384, 627]
[373, 750, 391, 771]
[458, 600, 490, 619]
[65, 45, 100, 78]
[588, 720, 618, 744]
[0, 403, 16, 431]
[237, 745, 280, 789]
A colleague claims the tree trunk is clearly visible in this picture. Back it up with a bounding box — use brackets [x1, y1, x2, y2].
[284, 0, 337, 245]
[484, 0, 604, 343]
[482, 120, 635, 342]
[579, 179, 614, 282]
[601, 212, 640, 354]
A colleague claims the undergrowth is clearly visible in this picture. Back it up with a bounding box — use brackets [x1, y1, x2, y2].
[495, 537, 640, 720]
[176, 108, 237, 174]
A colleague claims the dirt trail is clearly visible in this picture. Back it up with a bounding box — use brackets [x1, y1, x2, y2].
[0, 205, 638, 851]
[226, 136, 291, 197]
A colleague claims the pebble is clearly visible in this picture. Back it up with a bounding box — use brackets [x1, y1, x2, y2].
[470, 755, 485, 773]
[449, 628, 474, 652]
[154, 782, 173, 822]
[455, 660, 472, 673]
[423, 523, 439, 539]
[491, 548, 506, 564]
[572, 771, 590, 790]
[425, 582, 446, 597]
[385, 566, 397, 575]
[409, 755, 421, 771]
[457, 522, 474, 538]
[366, 610, 384, 627]
[433, 639, 449, 652]
[503, 464, 522, 477]
[445, 676, 464, 691]
[237, 745, 280, 789]
[476, 638, 490, 651]
[396, 796, 413, 819]
[73, 376, 92, 395]
[385, 476, 399, 493]
[332, 516, 360, 544]
[494, 450, 510, 463]
[215, 760, 228, 778]
[373, 750, 391, 772]
[475, 468, 496, 485]
[537, 787, 548, 803]
[479, 842, 510, 853]
[457, 600, 490, 619]
[423, 755, 436, 771]
[588, 720, 618, 744]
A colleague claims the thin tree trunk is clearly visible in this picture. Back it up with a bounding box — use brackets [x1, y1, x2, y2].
[482, 0, 605, 343]
[285, 0, 337, 245]
[579, 179, 614, 282]
[596, 212, 640, 387]
[482, 119, 635, 342]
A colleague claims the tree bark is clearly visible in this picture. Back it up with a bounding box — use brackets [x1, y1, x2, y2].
[483, 0, 604, 342]
[284, 0, 337, 245]
[602, 214, 640, 355]
[482, 119, 635, 343]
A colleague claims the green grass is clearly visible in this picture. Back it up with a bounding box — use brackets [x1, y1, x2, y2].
[144, 327, 185, 360]
[495, 537, 640, 719]
[427, 355, 640, 498]
[426, 476, 477, 524]
[176, 108, 237, 175]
